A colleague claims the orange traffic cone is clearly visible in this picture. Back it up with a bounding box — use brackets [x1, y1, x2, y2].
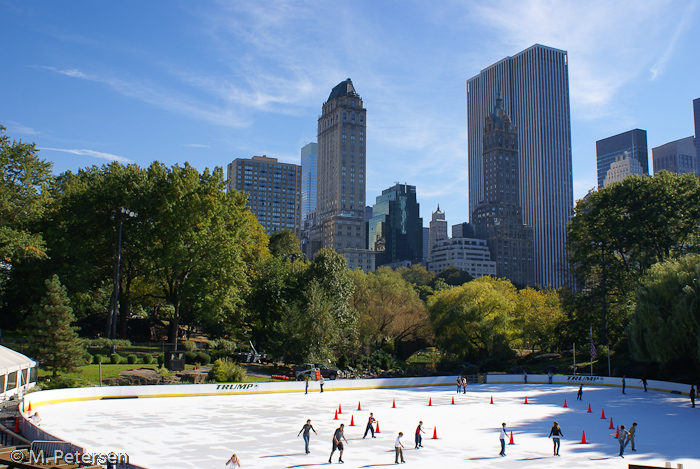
[615, 425, 619, 438]
[376, 422, 381, 433]
[432, 427, 438, 439]
[392, 399, 396, 408]
[451, 396, 455, 405]
[334, 410, 338, 420]
[428, 398, 432, 406]
[609, 417, 614, 429]
[508, 431, 515, 445]
[350, 415, 355, 426]
[581, 431, 588, 444]
[524, 396, 528, 404]
[339, 404, 343, 414]
[358, 402, 362, 411]
[490, 396, 494, 404]
[27, 401, 31, 412]
[13, 417, 19, 433]
[564, 399, 568, 407]
[587, 403, 592, 413]
[600, 408, 605, 419]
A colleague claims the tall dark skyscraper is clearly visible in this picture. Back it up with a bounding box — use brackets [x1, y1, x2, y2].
[694, 98, 699, 174]
[368, 183, 423, 266]
[300, 142, 318, 221]
[315, 79, 367, 258]
[595, 129, 649, 188]
[472, 92, 534, 286]
[467, 44, 573, 288]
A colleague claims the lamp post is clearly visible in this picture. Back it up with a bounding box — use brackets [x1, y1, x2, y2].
[108, 207, 137, 340]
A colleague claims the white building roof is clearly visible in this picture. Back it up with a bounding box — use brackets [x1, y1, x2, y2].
[0, 344, 36, 376]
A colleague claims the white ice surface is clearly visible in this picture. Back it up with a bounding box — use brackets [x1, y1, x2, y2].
[36, 383, 699, 468]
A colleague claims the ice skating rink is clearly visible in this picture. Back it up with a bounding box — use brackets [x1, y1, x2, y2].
[36, 383, 699, 468]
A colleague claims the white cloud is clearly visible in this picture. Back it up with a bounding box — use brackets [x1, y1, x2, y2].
[649, 1, 698, 80]
[4, 121, 41, 135]
[40, 147, 133, 164]
[183, 143, 210, 148]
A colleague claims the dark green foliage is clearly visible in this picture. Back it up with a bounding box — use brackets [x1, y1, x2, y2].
[208, 358, 246, 382]
[157, 353, 165, 366]
[195, 352, 211, 365]
[40, 376, 80, 390]
[337, 354, 349, 370]
[184, 351, 197, 364]
[110, 353, 121, 364]
[127, 354, 138, 365]
[268, 229, 303, 260]
[83, 350, 93, 364]
[24, 275, 86, 377]
[93, 354, 103, 364]
[142, 354, 154, 365]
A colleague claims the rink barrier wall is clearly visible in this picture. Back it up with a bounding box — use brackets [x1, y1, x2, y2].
[484, 374, 693, 395]
[23, 376, 456, 409]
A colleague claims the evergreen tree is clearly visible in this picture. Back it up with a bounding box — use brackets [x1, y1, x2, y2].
[25, 275, 85, 377]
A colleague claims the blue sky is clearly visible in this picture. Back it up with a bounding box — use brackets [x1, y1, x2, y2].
[2, 1, 698, 227]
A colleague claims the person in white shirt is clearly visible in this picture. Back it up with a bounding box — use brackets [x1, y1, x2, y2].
[30, 412, 42, 427]
[225, 453, 241, 467]
[394, 432, 405, 464]
[499, 423, 507, 457]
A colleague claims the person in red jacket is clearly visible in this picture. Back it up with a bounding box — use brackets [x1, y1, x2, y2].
[414, 421, 425, 449]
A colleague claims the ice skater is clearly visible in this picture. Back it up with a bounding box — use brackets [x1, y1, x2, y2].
[456, 376, 462, 393]
[576, 384, 583, 400]
[30, 412, 42, 426]
[548, 421, 563, 456]
[639, 376, 647, 392]
[320, 375, 325, 393]
[614, 424, 629, 458]
[626, 422, 637, 451]
[394, 432, 405, 464]
[297, 419, 317, 454]
[462, 376, 467, 393]
[548, 370, 553, 384]
[499, 423, 507, 457]
[414, 421, 425, 448]
[690, 385, 695, 408]
[523, 370, 527, 384]
[363, 413, 377, 438]
[622, 376, 626, 394]
[305, 376, 309, 394]
[329, 423, 347, 464]
[225, 453, 241, 467]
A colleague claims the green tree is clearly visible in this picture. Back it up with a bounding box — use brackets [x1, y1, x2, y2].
[428, 276, 517, 361]
[628, 254, 700, 372]
[24, 275, 86, 377]
[566, 172, 700, 345]
[0, 125, 52, 295]
[513, 287, 564, 352]
[268, 229, 303, 260]
[434, 266, 473, 287]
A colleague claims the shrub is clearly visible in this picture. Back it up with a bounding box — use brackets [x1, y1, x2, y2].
[337, 354, 349, 370]
[83, 351, 93, 365]
[208, 358, 246, 383]
[181, 340, 198, 352]
[142, 354, 154, 365]
[87, 338, 132, 349]
[127, 354, 138, 365]
[93, 354, 103, 364]
[184, 351, 198, 364]
[210, 339, 237, 353]
[157, 353, 165, 367]
[40, 376, 80, 390]
[195, 352, 211, 366]
[110, 353, 121, 364]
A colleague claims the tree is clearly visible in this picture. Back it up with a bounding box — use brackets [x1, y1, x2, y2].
[628, 254, 700, 373]
[434, 266, 473, 287]
[268, 229, 303, 260]
[512, 287, 564, 352]
[428, 276, 517, 362]
[566, 172, 700, 345]
[24, 275, 86, 377]
[0, 125, 52, 296]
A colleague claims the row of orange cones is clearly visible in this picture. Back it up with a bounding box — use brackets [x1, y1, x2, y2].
[332, 403, 439, 439]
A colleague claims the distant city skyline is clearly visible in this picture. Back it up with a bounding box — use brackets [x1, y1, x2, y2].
[1, 2, 698, 227]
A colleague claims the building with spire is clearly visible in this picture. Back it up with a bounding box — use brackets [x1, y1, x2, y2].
[471, 91, 534, 286]
[368, 183, 423, 267]
[428, 205, 447, 262]
[314, 79, 373, 268]
[467, 44, 573, 288]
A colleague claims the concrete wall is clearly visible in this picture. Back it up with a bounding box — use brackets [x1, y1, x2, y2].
[485, 374, 693, 395]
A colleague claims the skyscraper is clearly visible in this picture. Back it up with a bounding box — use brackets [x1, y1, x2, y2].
[467, 44, 574, 288]
[300, 142, 318, 221]
[315, 79, 367, 259]
[596, 129, 649, 188]
[227, 155, 301, 236]
[694, 98, 699, 175]
[368, 183, 423, 266]
[652, 137, 697, 175]
[602, 152, 644, 186]
[472, 92, 534, 286]
[428, 206, 447, 262]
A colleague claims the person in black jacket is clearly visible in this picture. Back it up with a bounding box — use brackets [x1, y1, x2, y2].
[690, 385, 696, 408]
[548, 421, 564, 456]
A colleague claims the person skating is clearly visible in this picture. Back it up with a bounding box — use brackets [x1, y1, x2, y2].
[576, 384, 583, 400]
[614, 424, 629, 458]
[394, 432, 405, 464]
[626, 422, 637, 451]
[305, 376, 309, 395]
[639, 377, 648, 392]
[329, 423, 347, 464]
[548, 370, 553, 384]
[225, 453, 241, 467]
[298, 419, 317, 454]
[456, 376, 462, 393]
[363, 413, 377, 438]
[523, 370, 527, 384]
[548, 421, 564, 456]
[690, 385, 696, 408]
[414, 421, 425, 449]
[499, 423, 507, 457]
[622, 376, 626, 394]
[320, 375, 325, 393]
[462, 376, 467, 394]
